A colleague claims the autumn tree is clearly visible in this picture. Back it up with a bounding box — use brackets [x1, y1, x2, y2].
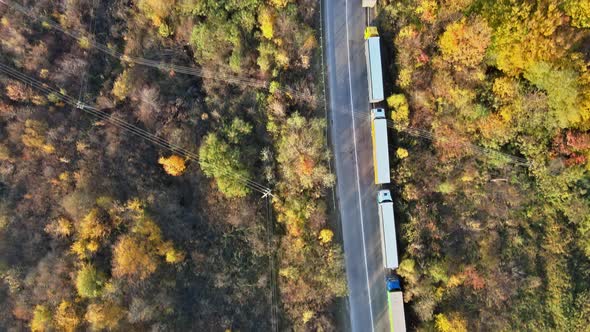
[54, 300, 81, 332]
[30, 305, 52, 332]
[318, 229, 334, 244]
[487, 2, 576, 76]
[137, 0, 175, 27]
[259, 8, 275, 40]
[439, 17, 491, 68]
[71, 208, 111, 259]
[387, 94, 410, 129]
[564, 0, 590, 28]
[21, 119, 55, 154]
[44, 217, 74, 238]
[435, 313, 468, 332]
[112, 235, 158, 280]
[276, 113, 334, 192]
[524, 62, 585, 128]
[396, 148, 409, 159]
[85, 302, 125, 330]
[158, 155, 187, 176]
[112, 69, 132, 101]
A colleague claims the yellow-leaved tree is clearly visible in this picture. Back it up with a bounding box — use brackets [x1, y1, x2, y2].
[564, 0, 590, 28]
[396, 148, 409, 159]
[112, 235, 158, 280]
[158, 155, 187, 176]
[71, 208, 111, 259]
[387, 94, 410, 129]
[30, 305, 52, 332]
[112, 69, 131, 101]
[54, 300, 81, 332]
[318, 229, 334, 244]
[259, 8, 275, 40]
[434, 313, 468, 332]
[439, 17, 491, 68]
[270, 0, 290, 8]
[85, 302, 125, 330]
[137, 0, 175, 27]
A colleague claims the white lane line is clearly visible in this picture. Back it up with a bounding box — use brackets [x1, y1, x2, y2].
[344, 0, 375, 331]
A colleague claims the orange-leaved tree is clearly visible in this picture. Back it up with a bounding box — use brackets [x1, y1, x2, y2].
[158, 154, 187, 176]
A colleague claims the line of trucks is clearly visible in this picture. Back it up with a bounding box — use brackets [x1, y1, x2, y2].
[363, 1, 407, 332]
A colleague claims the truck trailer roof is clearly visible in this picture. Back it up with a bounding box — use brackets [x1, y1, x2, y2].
[365, 32, 384, 103]
[371, 109, 390, 184]
[388, 291, 407, 332]
[378, 190, 398, 269]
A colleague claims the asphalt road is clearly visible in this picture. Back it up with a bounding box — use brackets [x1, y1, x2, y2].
[323, 0, 390, 331]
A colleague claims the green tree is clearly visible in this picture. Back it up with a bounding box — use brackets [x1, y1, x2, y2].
[223, 118, 253, 144]
[276, 113, 334, 192]
[524, 62, 585, 128]
[75, 264, 106, 298]
[199, 133, 252, 198]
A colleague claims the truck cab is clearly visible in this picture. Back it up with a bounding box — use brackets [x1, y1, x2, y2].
[386, 275, 401, 293]
[377, 189, 393, 204]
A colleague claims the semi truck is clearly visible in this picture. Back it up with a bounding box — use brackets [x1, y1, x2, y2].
[379, 190, 406, 331]
[364, 27, 384, 103]
[362, 0, 377, 7]
[386, 275, 407, 332]
[371, 109, 390, 184]
[377, 190, 398, 269]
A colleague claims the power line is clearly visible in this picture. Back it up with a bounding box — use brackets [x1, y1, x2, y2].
[264, 195, 279, 332]
[76, 0, 98, 103]
[400, 124, 530, 165]
[352, 111, 531, 166]
[0, 0, 313, 103]
[0, 61, 273, 196]
[0, 63, 272, 195]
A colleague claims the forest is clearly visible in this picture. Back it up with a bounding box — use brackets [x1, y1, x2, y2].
[0, 0, 345, 331]
[377, 0, 590, 330]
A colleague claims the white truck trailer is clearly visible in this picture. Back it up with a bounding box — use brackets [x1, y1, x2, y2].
[371, 109, 390, 184]
[362, 0, 377, 7]
[378, 190, 398, 269]
[365, 27, 384, 103]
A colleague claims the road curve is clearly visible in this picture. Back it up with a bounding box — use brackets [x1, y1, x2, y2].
[323, 0, 390, 331]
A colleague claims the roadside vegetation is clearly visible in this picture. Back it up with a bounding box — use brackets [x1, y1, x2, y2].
[378, 0, 590, 330]
[0, 0, 344, 330]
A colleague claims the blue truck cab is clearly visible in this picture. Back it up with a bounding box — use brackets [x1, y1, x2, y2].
[386, 275, 401, 293]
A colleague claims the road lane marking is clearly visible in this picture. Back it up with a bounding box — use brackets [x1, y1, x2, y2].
[344, 0, 375, 330]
